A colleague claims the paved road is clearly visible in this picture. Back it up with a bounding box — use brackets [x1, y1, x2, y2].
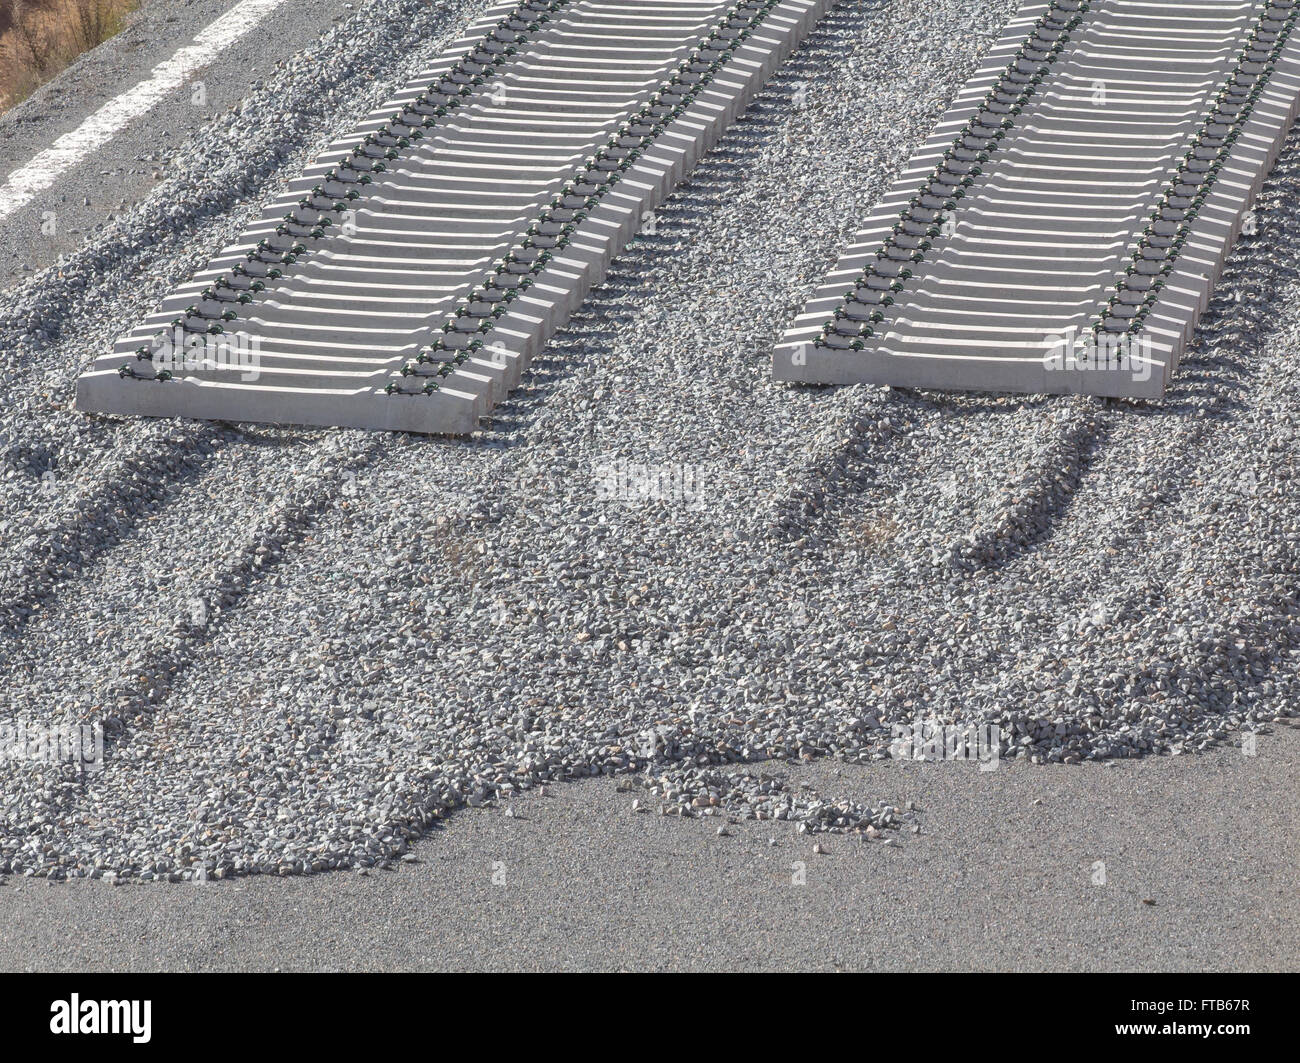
[0, 0, 347, 292]
[1, 723, 1293, 971]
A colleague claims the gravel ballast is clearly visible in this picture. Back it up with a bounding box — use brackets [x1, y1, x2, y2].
[0, 0, 1297, 881]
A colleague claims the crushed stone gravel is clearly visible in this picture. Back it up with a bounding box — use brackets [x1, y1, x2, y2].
[0, 0, 1296, 881]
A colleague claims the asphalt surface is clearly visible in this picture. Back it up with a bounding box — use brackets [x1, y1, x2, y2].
[0, 0, 350, 291]
[0, 723, 1294, 971]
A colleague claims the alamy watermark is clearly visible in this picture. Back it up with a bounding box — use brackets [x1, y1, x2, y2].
[147, 325, 262, 381]
[1043, 326, 1153, 382]
[593, 457, 708, 509]
[0, 720, 104, 773]
[889, 722, 1001, 771]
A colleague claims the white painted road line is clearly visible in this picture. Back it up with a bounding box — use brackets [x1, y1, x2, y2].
[0, 0, 288, 222]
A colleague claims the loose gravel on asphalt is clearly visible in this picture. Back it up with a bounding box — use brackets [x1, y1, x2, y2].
[0, 0, 1297, 883]
[2, 726, 1295, 970]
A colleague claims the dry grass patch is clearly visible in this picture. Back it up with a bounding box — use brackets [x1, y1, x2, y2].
[0, 0, 139, 111]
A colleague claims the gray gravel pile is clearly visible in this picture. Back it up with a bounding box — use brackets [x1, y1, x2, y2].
[0, 0, 1296, 880]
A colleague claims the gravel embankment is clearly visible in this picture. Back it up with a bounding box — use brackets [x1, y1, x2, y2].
[1, 0, 1297, 882]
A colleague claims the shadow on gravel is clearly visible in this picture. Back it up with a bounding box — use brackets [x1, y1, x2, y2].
[774, 115, 1300, 563]
[0, 421, 227, 638]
